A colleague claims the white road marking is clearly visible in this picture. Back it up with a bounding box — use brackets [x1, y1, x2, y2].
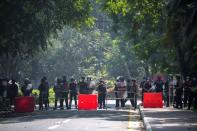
[47, 114, 78, 130]
[48, 125, 60, 130]
[63, 119, 71, 123]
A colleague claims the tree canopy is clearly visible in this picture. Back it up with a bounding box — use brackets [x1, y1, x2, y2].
[166, 0, 197, 77]
[0, 0, 93, 57]
[0, 0, 196, 80]
[99, 0, 197, 77]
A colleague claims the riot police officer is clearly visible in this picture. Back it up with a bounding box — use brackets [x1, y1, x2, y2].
[143, 79, 152, 93]
[187, 77, 194, 110]
[38, 77, 49, 110]
[53, 78, 64, 110]
[62, 76, 69, 109]
[175, 76, 183, 109]
[191, 77, 197, 109]
[7, 79, 18, 105]
[21, 78, 33, 96]
[132, 79, 138, 109]
[78, 77, 88, 94]
[97, 80, 107, 109]
[69, 78, 78, 109]
[183, 76, 192, 107]
[154, 76, 164, 93]
[115, 77, 126, 108]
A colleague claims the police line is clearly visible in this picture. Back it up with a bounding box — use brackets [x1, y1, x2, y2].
[35, 90, 139, 100]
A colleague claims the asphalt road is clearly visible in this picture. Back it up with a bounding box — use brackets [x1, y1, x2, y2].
[0, 107, 144, 131]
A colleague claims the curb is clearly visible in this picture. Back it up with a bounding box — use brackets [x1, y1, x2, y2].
[139, 106, 152, 131]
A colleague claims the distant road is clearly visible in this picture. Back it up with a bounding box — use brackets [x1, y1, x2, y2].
[0, 106, 144, 131]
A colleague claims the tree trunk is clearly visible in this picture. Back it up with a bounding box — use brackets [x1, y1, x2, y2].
[175, 41, 192, 78]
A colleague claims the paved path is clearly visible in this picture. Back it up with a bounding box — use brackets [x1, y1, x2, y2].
[0, 103, 144, 131]
[140, 107, 197, 131]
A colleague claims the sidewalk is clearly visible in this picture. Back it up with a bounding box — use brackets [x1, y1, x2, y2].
[139, 106, 197, 131]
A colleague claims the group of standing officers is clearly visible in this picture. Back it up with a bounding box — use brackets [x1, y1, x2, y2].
[37, 76, 139, 110]
[0, 79, 18, 111]
[114, 77, 138, 109]
[140, 75, 197, 110]
[1, 74, 196, 111]
[38, 76, 95, 110]
[0, 78, 35, 111]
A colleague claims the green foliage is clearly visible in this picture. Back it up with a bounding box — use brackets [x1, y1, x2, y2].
[0, 0, 93, 57]
[32, 88, 55, 104]
[101, 0, 128, 15]
[105, 80, 115, 89]
[48, 88, 55, 103]
[0, 0, 95, 78]
[166, 0, 197, 77]
[100, 0, 197, 77]
[101, 0, 165, 31]
[98, 0, 181, 76]
[16, 27, 115, 81]
[104, 37, 141, 78]
[17, 88, 23, 97]
[32, 89, 39, 96]
[2, 0, 195, 83]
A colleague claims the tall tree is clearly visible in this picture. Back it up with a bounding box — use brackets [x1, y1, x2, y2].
[166, 0, 197, 77]
[99, 0, 169, 76]
[0, 0, 93, 78]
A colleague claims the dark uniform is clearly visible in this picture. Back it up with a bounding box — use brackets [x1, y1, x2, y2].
[0, 79, 10, 111]
[187, 79, 194, 110]
[62, 76, 69, 109]
[175, 76, 183, 109]
[183, 77, 192, 107]
[0, 79, 7, 97]
[143, 80, 152, 102]
[69, 79, 78, 109]
[140, 77, 146, 102]
[79, 77, 88, 94]
[21, 78, 32, 96]
[7, 80, 18, 105]
[164, 80, 170, 107]
[191, 77, 197, 109]
[154, 78, 164, 93]
[38, 77, 49, 110]
[53, 78, 64, 110]
[97, 81, 106, 109]
[132, 79, 138, 109]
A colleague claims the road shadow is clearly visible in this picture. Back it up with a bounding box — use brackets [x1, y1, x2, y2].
[0, 107, 140, 124]
[143, 108, 197, 131]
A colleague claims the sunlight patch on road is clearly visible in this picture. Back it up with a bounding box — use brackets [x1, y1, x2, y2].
[63, 119, 71, 123]
[48, 125, 60, 130]
[128, 109, 132, 131]
[48, 118, 73, 130]
[128, 109, 142, 131]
